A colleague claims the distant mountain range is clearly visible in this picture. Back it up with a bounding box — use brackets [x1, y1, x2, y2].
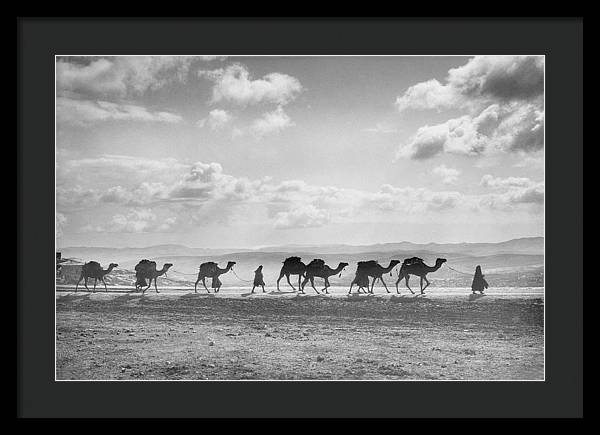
[60, 237, 543, 263]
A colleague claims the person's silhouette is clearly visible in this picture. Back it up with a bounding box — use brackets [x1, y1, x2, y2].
[471, 265, 489, 294]
[252, 265, 266, 293]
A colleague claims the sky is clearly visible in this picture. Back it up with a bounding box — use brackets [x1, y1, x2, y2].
[55, 55, 544, 249]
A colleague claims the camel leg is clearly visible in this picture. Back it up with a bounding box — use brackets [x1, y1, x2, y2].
[419, 277, 424, 294]
[380, 278, 390, 293]
[422, 276, 430, 293]
[286, 274, 296, 291]
[323, 278, 330, 293]
[102, 277, 108, 292]
[194, 276, 201, 293]
[405, 276, 414, 294]
[75, 273, 84, 292]
[300, 276, 309, 292]
[155, 278, 159, 293]
[276, 270, 286, 291]
[309, 278, 319, 295]
[298, 275, 302, 291]
[370, 277, 376, 294]
[202, 278, 210, 293]
[83, 277, 90, 292]
[93, 278, 97, 293]
[395, 275, 402, 294]
[251, 285, 256, 294]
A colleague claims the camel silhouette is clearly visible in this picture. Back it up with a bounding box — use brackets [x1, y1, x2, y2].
[276, 257, 307, 291]
[134, 260, 173, 294]
[195, 261, 236, 293]
[300, 260, 348, 294]
[395, 258, 447, 294]
[349, 260, 401, 294]
[75, 261, 118, 292]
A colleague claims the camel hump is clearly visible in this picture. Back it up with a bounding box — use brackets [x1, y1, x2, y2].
[86, 261, 101, 268]
[403, 257, 424, 266]
[200, 261, 218, 273]
[308, 259, 325, 267]
[283, 256, 302, 265]
[135, 259, 156, 274]
[358, 260, 378, 269]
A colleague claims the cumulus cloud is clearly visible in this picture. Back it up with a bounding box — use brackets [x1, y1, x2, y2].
[396, 56, 544, 112]
[197, 109, 232, 130]
[56, 56, 195, 98]
[480, 175, 544, 208]
[83, 209, 177, 233]
[274, 204, 331, 229]
[481, 174, 534, 189]
[57, 97, 183, 126]
[370, 184, 463, 213]
[432, 165, 460, 184]
[397, 103, 544, 160]
[198, 63, 303, 106]
[394, 56, 544, 160]
[250, 106, 294, 137]
[58, 156, 545, 236]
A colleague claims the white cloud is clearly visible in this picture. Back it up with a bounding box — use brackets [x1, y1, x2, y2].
[56, 56, 195, 98]
[513, 154, 544, 170]
[197, 109, 232, 130]
[481, 174, 534, 189]
[83, 209, 177, 233]
[397, 103, 543, 160]
[57, 97, 183, 126]
[432, 165, 460, 184]
[274, 204, 330, 229]
[249, 106, 294, 137]
[396, 56, 544, 113]
[198, 63, 303, 106]
[58, 156, 545, 236]
[480, 175, 544, 208]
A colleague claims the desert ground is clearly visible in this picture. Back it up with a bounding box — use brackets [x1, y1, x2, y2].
[56, 286, 544, 381]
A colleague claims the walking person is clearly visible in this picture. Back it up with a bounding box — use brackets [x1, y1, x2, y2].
[471, 265, 489, 294]
[252, 265, 266, 293]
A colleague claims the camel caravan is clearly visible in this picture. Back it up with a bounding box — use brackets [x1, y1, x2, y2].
[73, 255, 450, 295]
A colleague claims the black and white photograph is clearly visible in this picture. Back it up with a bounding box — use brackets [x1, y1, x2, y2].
[54, 54, 546, 381]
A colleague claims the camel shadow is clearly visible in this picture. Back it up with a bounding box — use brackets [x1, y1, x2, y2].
[179, 292, 216, 300]
[291, 294, 323, 301]
[268, 290, 296, 295]
[110, 293, 144, 304]
[346, 293, 376, 301]
[57, 293, 91, 303]
[468, 293, 487, 302]
[241, 292, 266, 297]
[388, 294, 410, 303]
[389, 294, 429, 303]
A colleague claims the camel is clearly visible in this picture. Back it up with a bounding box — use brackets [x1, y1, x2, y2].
[194, 261, 236, 293]
[134, 260, 173, 294]
[348, 260, 401, 294]
[301, 260, 349, 294]
[395, 258, 447, 294]
[276, 256, 307, 292]
[75, 261, 118, 292]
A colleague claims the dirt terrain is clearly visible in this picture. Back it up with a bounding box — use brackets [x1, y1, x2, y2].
[56, 290, 544, 380]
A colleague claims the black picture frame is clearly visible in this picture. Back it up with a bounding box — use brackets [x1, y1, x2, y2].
[18, 17, 583, 418]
